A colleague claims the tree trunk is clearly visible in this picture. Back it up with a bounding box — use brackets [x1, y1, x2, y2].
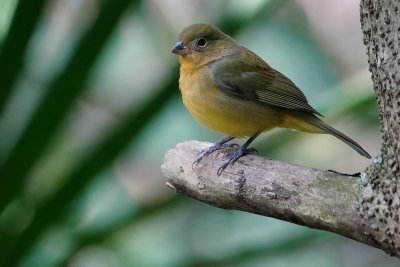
[358, 0, 400, 256]
[161, 0, 400, 257]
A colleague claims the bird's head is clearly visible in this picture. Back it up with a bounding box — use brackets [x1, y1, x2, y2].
[171, 23, 237, 65]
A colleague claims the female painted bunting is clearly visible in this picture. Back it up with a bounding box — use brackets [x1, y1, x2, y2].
[171, 23, 371, 175]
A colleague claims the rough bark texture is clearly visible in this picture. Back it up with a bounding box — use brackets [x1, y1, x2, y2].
[162, 0, 400, 257]
[162, 141, 377, 247]
[359, 0, 400, 256]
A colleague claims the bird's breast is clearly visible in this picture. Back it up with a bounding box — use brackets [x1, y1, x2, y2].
[179, 63, 284, 137]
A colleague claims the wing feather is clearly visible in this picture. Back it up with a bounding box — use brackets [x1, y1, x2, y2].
[211, 49, 321, 116]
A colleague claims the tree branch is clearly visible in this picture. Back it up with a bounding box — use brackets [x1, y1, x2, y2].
[162, 141, 377, 249]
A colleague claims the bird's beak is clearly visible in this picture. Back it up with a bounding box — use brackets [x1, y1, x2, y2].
[171, 41, 189, 56]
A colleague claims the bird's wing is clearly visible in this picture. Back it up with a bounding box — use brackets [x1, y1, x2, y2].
[211, 50, 321, 116]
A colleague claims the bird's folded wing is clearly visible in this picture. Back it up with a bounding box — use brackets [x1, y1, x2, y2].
[211, 52, 321, 116]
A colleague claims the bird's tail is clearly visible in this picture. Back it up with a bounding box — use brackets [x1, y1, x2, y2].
[283, 113, 371, 159]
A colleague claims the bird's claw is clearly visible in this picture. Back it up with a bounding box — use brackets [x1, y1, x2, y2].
[191, 135, 258, 176]
[192, 142, 239, 169]
[216, 147, 252, 176]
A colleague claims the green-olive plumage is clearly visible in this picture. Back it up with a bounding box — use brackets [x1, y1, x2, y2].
[171, 23, 371, 173]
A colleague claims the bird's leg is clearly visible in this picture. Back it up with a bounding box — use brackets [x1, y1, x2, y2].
[192, 136, 235, 168]
[217, 133, 259, 176]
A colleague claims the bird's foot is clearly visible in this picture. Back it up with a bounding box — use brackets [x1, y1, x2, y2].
[217, 146, 254, 176]
[192, 140, 237, 169]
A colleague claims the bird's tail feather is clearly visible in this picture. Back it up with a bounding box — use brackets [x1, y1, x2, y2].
[282, 112, 371, 159]
[308, 116, 371, 159]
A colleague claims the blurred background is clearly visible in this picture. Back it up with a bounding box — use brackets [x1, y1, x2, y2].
[0, 0, 396, 266]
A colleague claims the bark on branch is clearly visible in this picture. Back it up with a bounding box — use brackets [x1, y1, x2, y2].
[161, 141, 377, 248]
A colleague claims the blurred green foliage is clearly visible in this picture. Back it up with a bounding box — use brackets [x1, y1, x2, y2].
[0, 0, 395, 267]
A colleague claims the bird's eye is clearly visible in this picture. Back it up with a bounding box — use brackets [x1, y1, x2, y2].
[196, 38, 207, 47]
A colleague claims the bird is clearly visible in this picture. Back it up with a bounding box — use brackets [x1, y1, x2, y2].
[171, 23, 371, 175]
